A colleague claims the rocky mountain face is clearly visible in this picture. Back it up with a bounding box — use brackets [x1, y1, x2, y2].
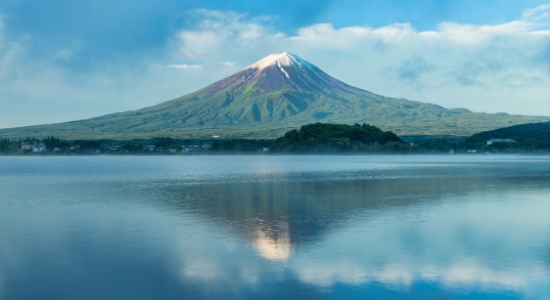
[1, 52, 549, 139]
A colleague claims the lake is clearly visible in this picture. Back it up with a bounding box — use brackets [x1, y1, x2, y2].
[1, 155, 549, 299]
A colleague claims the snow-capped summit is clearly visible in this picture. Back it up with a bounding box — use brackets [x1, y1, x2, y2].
[245, 52, 313, 74]
[221, 52, 348, 93]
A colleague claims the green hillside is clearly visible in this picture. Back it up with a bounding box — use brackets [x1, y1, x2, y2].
[270, 123, 408, 153]
[471, 121, 550, 142]
[1, 53, 549, 140]
[468, 121, 550, 151]
[405, 121, 550, 153]
[1, 88, 547, 140]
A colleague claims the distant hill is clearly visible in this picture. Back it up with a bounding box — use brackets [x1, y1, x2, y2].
[1, 52, 549, 139]
[471, 121, 550, 143]
[269, 123, 408, 153]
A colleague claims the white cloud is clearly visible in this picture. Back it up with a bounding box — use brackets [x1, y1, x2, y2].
[3, 5, 550, 128]
[523, 3, 550, 21]
[167, 63, 202, 70]
[172, 7, 550, 116]
[292, 259, 545, 291]
[179, 49, 206, 59]
[436, 21, 533, 45]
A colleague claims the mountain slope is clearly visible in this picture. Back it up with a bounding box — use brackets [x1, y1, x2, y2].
[1, 52, 549, 139]
[471, 121, 550, 142]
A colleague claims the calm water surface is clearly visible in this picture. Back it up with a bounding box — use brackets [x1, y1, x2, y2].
[1, 155, 550, 299]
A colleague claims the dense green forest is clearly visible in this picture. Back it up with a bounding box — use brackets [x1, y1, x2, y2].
[409, 121, 550, 153]
[3, 121, 550, 155]
[0, 138, 19, 153]
[471, 121, 550, 141]
[467, 121, 550, 152]
[269, 123, 410, 153]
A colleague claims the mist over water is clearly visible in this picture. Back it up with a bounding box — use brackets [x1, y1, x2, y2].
[1, 156, 550, 299]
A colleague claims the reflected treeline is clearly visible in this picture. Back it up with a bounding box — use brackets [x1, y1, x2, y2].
[154, 164, 550, 260]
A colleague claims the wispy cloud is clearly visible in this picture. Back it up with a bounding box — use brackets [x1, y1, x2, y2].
[167, 64, 202, 70]
[179, 49, 206, 59]
[523, 3, 550, 21]
[293, 259, 546, 291]
[396, 56, 434, 89]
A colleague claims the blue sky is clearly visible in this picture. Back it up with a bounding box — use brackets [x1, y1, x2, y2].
[1, 0, 550, 128]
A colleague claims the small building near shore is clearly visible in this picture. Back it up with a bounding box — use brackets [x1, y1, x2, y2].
[21, 140, 47, 152]
[32, 142, 47, 153]
[21, 140, 36, 151]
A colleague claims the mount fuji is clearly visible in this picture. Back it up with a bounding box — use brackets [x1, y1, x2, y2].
[1, 52, 549, 139]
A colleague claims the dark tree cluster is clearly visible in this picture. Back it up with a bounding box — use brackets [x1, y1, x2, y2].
[269, 123, 410, 153]
[469, 121, 550, 153]
[471, 121, 550, 142]
[0, 138, 20, 153]
[153, 137, 182, 152]
[411, 121, 550, 154]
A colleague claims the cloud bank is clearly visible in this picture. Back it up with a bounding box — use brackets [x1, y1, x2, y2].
[176, 6, 550, 115]
[1, 4, 550, 128]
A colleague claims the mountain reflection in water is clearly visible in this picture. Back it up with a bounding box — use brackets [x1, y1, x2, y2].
[0, 156, 550, 299]
[253, 222, 291, 261]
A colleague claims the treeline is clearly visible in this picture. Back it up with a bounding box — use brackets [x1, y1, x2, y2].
[0, 138, 20, 153]
[3, 121, 550, 155]
[266, 122, 550, 154]
[406, 120, 550, 153]
[270, 123, 411, 153]
[0, 136, 273, 155]
[468, 121, 550, 153]
[210, 139, 273, 153]
[471, 121, 550, 142]
[412, 137, 550, 153]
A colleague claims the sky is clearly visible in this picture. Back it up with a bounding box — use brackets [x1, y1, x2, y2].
[1, 0, 550, 128]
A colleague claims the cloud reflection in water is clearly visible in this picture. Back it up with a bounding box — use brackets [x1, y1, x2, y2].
[167, 163, 550, 297]
[2, 156, 550, 299]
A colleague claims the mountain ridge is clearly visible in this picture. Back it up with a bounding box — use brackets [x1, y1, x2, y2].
[1, 52, 549, 139]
